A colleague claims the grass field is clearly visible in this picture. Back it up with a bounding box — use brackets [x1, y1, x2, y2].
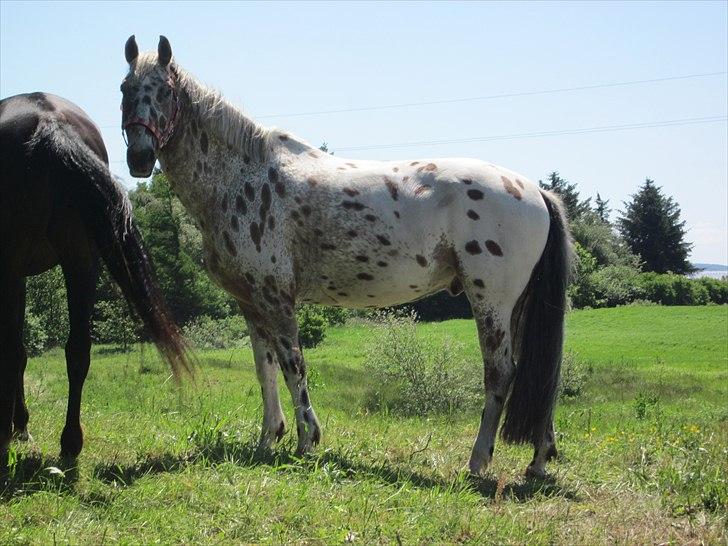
[2, 305, 727, 544]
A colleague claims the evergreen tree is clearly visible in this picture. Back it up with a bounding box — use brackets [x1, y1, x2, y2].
[594, 193, 611, 223]
[618, 179, 694, 274]
[538, 171, 591, 221]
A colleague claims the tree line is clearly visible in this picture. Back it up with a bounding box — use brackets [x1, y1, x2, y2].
[22, 167, 726, 354]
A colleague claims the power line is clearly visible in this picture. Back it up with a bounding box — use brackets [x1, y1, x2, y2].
[334, 116, 727, 152]
[98, 70, 727, 128]
[108, 115, 726, 162]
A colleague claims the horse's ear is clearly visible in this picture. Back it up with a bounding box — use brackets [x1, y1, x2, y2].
[158, 35, 172, 67]
[125, 35, 139, 64]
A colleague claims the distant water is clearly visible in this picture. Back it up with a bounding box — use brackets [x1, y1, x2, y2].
[692, 270, 728, 280]
[691, 264, 728, 280]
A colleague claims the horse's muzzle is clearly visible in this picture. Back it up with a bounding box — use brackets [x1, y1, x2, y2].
[127, 146, 155, 178]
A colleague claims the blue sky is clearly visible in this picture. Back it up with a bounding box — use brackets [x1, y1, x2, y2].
[2, 1, 726, 263]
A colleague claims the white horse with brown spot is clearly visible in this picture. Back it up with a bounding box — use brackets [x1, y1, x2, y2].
[120, 35, 572, 477]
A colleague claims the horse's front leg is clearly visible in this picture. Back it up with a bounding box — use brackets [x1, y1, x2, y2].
[243, 312, 286, 449]
[272, 319, 321, 455]
[59, 260, 96, 460]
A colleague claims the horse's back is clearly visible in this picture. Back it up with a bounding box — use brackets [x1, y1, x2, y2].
[0, 92, 109, 168]
[0, 93, 108, 277]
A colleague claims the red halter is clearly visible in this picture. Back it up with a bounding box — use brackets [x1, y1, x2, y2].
[122, 80, 180, 150]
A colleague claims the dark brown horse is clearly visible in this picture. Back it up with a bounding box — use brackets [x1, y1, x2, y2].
[0, 92, 191, 471]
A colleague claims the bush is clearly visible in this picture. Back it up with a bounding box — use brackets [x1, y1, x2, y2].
[296, 305, 328, 348]
[558, 351, 591, 399]
[637, 273, 710, 305]
[589, 265, 643, 307]
[22, 311, 48, 357]
[363, 311, 481, 416]
[93, 299, 140, 351]
[568, 242, 599, 308]
[183, 315, 249, 349]
[697, 277, 728, 304]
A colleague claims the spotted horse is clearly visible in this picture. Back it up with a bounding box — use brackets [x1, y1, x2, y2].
[120, 36, 572, 477]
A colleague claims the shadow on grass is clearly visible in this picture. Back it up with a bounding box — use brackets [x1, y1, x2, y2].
[90, 435, 579, 503]
[1, 452, 80, 500]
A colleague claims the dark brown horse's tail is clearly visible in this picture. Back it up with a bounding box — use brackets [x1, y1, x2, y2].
[31, 120, 193, 381]
[500, 189, 572, 445]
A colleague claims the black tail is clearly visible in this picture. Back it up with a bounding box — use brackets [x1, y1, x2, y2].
[500, 189, 572, 445]
[32, 120, 193, 381]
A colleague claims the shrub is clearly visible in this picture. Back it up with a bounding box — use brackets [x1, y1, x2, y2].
[93, 299, 140, 351]
[296, 305, 328, 348]
[568, 242, 599, 308]
[637, 273, 710, 305]
[697, 277, 728, 304]
[22, 311, 48, 357]
[558, 351, 591, 399]
[589, 265, 643, 307]
[363, 311, 481, 416]
[183, 315, 249, 349]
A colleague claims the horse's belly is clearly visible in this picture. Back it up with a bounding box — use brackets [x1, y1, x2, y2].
[300, 258, 450, 309]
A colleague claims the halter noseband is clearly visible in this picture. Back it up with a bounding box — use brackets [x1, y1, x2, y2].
[122, 78, 180, 150]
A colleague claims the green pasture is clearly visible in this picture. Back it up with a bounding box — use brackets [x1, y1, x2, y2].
[2, 305, 727, 544]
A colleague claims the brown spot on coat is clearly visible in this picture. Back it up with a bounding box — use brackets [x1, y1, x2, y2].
[355, 255, 369, 263]
[515, 178, 525, 189]
[364, 214, 377, 222]
[244, 182, 255, 201]
[485, 240, 503, 256]
[278, 134, 289, 141]
[416, 255, 428, 267]
[357, 273, 374, 280]
[230, 215, 239, 231]
[467, 209, 480, 220]
[473, 278, 485, 288]
[307, 177, 318, 187]
[342, 200, 365, 211]
[384, 177, 399, 200]
[502, 176, 522, 200]
[345, 162, 357, 168]
[467, 189, 484, 200]
[347, 230, 358, 238]
[321, 242, 336, 251]
[343, 187, 359, 197]
[377, 261, 388, 267]
[376, 235, 391, 246]
[223, 231, 236, 255]
[414, 185, 432, 196]
[465, 240, 482, 254]
[301, 205, 312, 216]
[410, 161, 420, 166]
[392, 167, 399, 172]
[250, 222, 262, 252]
[235, 195, 247, 214]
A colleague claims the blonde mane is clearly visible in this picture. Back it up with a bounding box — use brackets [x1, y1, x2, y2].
[175, 65, 273, 162]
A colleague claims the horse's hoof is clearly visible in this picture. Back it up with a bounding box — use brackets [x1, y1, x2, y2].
[60, 426, 83, 460]
[525, 464, 548, 479]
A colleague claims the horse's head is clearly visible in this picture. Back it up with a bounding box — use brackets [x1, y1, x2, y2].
[121, 35, 179, 178]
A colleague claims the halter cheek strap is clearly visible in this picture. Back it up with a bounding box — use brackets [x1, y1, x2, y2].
[122, 82, 180, 150]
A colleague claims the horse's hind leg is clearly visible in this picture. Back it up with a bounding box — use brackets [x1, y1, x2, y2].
[468, 300, 516, 475]
[0, 275, 26, 467]
[12, 278, 31, 441]
[244, 312, 287, 449]
[271, 318, 321, 455]
[59, 258, 97, 460]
